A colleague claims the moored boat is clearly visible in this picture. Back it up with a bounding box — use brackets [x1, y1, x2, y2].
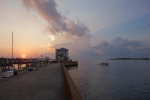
[0, 64, 14, 78]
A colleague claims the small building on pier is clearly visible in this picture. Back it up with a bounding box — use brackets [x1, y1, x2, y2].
[55, 48, 69, 62]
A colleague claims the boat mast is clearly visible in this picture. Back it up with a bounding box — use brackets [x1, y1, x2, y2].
[12, 31, 13, 66]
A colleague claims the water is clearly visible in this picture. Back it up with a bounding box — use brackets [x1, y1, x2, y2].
[13, 64, 26, 69]
[68, 59, 150, 100]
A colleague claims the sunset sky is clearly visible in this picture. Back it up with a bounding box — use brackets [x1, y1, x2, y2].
[0, 0, 150, 59]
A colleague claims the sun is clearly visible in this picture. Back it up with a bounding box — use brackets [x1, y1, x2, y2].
[22, 54, 26, 58]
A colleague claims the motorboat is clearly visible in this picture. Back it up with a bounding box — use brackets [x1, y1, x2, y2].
[100, 62, 109, 66]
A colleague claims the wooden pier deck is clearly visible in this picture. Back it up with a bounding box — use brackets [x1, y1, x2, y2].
[0, 63, 67, 100]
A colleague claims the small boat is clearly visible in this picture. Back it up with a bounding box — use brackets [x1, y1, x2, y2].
[0, 63, 14, 78]
[0, 32, 15, 78]
[100, 62, 109, 66]
[2, 67, 14, 78]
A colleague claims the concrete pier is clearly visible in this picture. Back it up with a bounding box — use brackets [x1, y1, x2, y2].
[0, 63, 67, 100]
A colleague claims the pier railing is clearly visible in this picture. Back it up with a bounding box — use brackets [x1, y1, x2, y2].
[62, 63, 83, 100]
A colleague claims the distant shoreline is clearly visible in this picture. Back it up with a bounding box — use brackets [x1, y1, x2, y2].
[109, 58, 150, 60]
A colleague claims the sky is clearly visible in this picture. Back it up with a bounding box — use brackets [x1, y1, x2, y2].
[0, 0, 150, 59]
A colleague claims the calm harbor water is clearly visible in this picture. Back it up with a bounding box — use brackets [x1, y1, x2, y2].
[68, 59, 150, 100]
[14, 64, 26, 69]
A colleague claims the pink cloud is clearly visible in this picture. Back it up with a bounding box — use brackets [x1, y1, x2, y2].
[22, 0, 89, 37]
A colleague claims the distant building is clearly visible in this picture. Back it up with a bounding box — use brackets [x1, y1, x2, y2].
[55, 48, 69, 62]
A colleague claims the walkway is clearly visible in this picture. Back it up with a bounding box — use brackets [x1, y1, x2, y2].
[0, 63, 67, 100]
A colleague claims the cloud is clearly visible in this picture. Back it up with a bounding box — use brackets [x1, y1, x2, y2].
[142, 24, 150, 30]
[51, 34, 91, 58]
[92, 37, 150, 58]
[22, 0, 89, 37]
[42, 36, 150, 59]
[21, 0, 150, 58]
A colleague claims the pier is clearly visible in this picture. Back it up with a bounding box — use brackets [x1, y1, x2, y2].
[0, 58, 50, 71]
[0, 62, 82, 100]
[0, 48, 83, 100]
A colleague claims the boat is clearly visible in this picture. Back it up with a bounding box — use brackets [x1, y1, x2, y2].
[1, 65, 14, 77]
[100, 62, 109, 66]
[0, 32, 15, 78]
[0, 60, 15, 78]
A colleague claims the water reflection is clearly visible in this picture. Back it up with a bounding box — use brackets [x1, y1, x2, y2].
[13, 64, 26, 69]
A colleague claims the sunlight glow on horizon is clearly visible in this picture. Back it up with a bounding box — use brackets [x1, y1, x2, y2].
[22, 54, 26, 58]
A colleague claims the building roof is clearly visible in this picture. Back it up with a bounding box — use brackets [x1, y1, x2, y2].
[57, 47, 68, 51]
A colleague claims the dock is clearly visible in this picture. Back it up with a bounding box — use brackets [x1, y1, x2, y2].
[0, 62, 82, 100]
[0, 63, 67, 100]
